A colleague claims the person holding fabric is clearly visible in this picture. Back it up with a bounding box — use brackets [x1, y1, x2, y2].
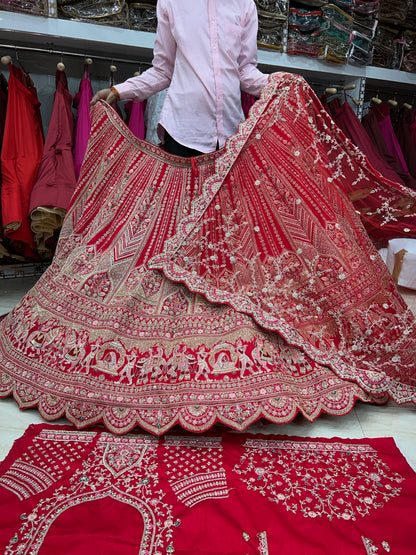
[90, 0, 269, 156]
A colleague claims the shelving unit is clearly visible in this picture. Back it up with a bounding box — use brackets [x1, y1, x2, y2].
[0, 10, 415, 108]
[1, 11, 415, 79]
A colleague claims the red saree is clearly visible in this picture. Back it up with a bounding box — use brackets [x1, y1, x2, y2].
[0, 72, 415, 434]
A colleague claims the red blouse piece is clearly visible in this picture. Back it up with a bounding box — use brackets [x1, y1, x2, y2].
[0, 425, 415, 554]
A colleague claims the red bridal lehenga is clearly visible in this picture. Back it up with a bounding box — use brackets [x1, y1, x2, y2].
[0, 72, 415, 434]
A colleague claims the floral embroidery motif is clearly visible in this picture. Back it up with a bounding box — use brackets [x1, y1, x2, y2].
[233, 439, 404, 520]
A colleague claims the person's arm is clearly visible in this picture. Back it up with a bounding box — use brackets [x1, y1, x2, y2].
[238, 1, 269, 97]
[91, 0, 176, 105]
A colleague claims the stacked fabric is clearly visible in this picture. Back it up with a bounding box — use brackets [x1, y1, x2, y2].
[128, 2, 157, 32]
[287, 4, 323, 57]
[319, 3, 354, 63]
[255, 0, 289, 51]
[374, 0, 416, 72]
[0, 0, 50, 16]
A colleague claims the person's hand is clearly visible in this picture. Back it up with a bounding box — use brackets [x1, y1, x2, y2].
[90, 88, 117, 106]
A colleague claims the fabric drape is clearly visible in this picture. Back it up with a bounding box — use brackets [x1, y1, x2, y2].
[73, 65, 93, 180]
[0, 73, 415, 435]
[0, 63, 44, 258]
[29, 70, 76, 259]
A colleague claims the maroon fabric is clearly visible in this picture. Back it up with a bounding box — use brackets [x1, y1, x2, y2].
[125, 99, 146, 140]
[29, 70, 76, 213]
[329, 98, 406, 186]
[362, 107, 416, 190]
[0, 74, 8, 250]
[395, 106, 416, 180]
[0, 424, 416, 554]
[241, 91, 257, 119]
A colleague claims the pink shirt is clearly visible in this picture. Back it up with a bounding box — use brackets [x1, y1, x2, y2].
[115, 0, 268, 153]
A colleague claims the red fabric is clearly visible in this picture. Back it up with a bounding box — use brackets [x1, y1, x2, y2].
[73, 65, 93, 180]
[0, 63, 44, 258]
[29, 70, 76, 213]
[362, 107, 416, 190]
[0, 74, 8, 251]
[125, 99, 147, 140]
[394, 106, 416, 180]
[328, 97, 406, 187]
[0, 424, 416, 554]
[0, 73, 415, 435]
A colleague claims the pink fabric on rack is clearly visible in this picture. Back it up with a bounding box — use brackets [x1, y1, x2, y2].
[73, 65, 93, 180]
[125, 100, 146, 139]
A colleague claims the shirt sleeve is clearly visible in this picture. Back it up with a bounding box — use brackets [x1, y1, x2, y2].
[115, 0, 176, 102]
[238, 1, 269, 97]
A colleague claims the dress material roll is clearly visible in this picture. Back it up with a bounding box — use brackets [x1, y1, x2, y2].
[0, 72, 415, 435]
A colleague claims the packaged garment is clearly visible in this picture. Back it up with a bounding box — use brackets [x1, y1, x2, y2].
[288, 8, 322, 31]
[257, 11, 287, 50]
[353, 0, 381, 15]
[287, 27, 321, 56]
[319, 18, 353, 63]
[128, 2, 157, 31]
[331, 0, 354, 13]
[349, 38, 374, 65]
[402, 29, 416, 73]
[0, 0, 51, 16]
[378, 0, 408, 25]
[255, 0, 287, 16]
[58, 0, 129, 27]
[372, 24, 399, 68]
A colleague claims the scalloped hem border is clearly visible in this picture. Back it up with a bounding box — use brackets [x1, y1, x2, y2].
[0, 375, 391, 436]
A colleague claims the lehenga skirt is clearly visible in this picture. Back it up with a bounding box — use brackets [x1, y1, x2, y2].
[0, 72, 415, 434]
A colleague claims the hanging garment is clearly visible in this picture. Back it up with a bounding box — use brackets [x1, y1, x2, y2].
[328, 97, 406, 187]
[0, 73, 8, 260]
[0, 73, 415, 435]
[0, 63, 44, 258]
[327, 97, 414, 246]
[125, 99, 146, 140]
[1, 425, 416, 554]
[362, 107, 416, 190]
[73, 64, 93, 180]
[29, 70, 76, 260]
[394, 106, 416, 180]
[375, 104, 411, 176]
[144, 88, 167, 145]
